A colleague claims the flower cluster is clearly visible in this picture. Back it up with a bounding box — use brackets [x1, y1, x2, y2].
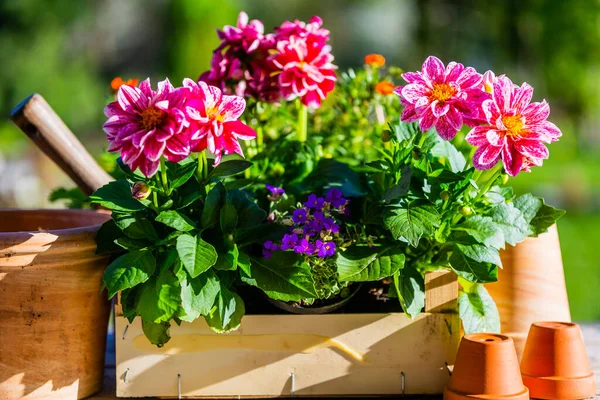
[396, 56, 561, 176]
[263, 189, 349, 259]
[200, 12, 337, 108]
[103, 78, 256, 176]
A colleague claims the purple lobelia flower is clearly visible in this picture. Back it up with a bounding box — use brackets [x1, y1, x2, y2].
[303, 220, 321, 237]
[322, 218, 340, 234]
[280, 234, 299, 251]
[325, 188, 347, 208]
[292, 208, 308, 224]
[266, 184, 285, 201]
[262, 240, 279, 258]
[304, 194, 325, 210]
[316, 240, 336, 258]
[293, 238, 316, 255]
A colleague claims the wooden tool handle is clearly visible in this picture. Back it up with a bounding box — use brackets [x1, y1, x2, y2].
[10, 94, 113, 196]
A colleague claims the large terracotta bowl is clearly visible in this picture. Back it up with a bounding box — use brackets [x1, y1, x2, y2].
[0, 209, 112, 400]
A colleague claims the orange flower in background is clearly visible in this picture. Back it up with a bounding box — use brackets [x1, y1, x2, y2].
[364, 53, 385, 67]
[110, 77, 139, 92]
[375, 81, 395, 95]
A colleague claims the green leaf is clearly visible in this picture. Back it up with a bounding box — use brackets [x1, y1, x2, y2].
[156, 210, 196, 232]
[214, 240, 239, 271]
[431, 139, 466, 172]
[103, 250, 156, 298]
[177, 179, 204, 209]
[455, 243, 502, 267]
[454, 215, 505, 250]
[530, 204, 565, 236]
[383, 201, 440, 247]
[458, 283, 500, 334]
[488, 202, 528, 246]
[237, 252, 251, 276]
[383, 166, 412, 203]
[167, 159, 198, 190]
[201, 182, 225, 228]
[227, 189, 267, 229]
[178, 269, 220, 322]
[114, 214, 159, 241]
[392, 267, 425, 318]
[242, 252, 317, 301]
[337, 244, 406, 282]
[141, 320, 171, 347]
[114, 237, 149, 251]
[137, 269, 181, 324]
[205, 286, 245, 333]
[208, 160, 253, 178]
[176, 234, 218, 278]
[120, 286, 140, 323]
[514, 194, 565, 236]
[234, 223, 288, 247]
[87, 180, 144, 212]
[220, 197, 238, 233]
[449, 245, 498, 283]
[304, 159, 366, 197]
[95, 219, 125, 254]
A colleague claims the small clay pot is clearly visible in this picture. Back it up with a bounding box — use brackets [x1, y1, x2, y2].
[521, 321, 596, 399]
[486, 225, 571, 360]
[265, 284, 361, 314]
[444, 333, 529, 400]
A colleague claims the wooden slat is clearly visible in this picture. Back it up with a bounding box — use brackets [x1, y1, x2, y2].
[424, 270, 458, 313]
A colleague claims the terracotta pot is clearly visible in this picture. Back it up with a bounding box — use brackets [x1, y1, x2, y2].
[444, 333, 529, 400]
[486, 224, 571, 359]
[521, 322, 596, 399]
[0, 209, 112, 400]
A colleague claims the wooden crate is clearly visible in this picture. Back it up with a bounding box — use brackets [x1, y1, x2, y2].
[114, 271, 459, 398]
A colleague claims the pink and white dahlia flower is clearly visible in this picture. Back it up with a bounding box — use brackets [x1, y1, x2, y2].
[271, 35, 337, 108]
[396, 56, 484, 140]
[183, 79, 256, 165]
[274, 16, 330, 45]
[217, 11, 268, 54]
[465, 75, 562, 176]
[103, 78, 190, 177]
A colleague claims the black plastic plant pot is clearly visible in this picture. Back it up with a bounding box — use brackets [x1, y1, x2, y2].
[265, 284, 362, 314]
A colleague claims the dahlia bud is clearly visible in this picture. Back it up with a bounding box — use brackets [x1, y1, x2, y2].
[381, 130, 392, 142]
[501, 174, 509, 185]
[459, 206, 472, 216]
[412, 148, 422, 160]
[440, 190, 450, 201]
[132, 182, 151, 200]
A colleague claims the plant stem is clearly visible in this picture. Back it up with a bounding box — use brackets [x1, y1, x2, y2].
[474, 164, 503, 203]
[152, 191, 159, 210]
[297, 100, 308, 142]
[256, 125, 264, 152]
[197, 150, 208, 183]
[159, 157, 169, 194]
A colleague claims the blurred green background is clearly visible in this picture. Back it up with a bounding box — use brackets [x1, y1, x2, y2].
[0, 0, 598, 320]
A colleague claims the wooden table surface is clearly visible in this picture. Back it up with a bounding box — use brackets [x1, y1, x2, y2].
[90, 323, 600, 399]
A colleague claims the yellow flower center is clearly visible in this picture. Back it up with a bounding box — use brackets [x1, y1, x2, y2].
[430, 83, 455, 103]
[206, 106, 225, 122]
[502, 115, 524, 136]
[139, 107, 166, 131]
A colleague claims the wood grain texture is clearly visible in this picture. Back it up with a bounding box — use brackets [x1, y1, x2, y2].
[10, 94, 113, 195]
[114, 312, 459, 398]
[425, 270, 458, 313]
[0, 209, 112, 400]
[90, 323, 600, 399]
[110, 271, 460, 398]
[486, 225, 571, 359]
